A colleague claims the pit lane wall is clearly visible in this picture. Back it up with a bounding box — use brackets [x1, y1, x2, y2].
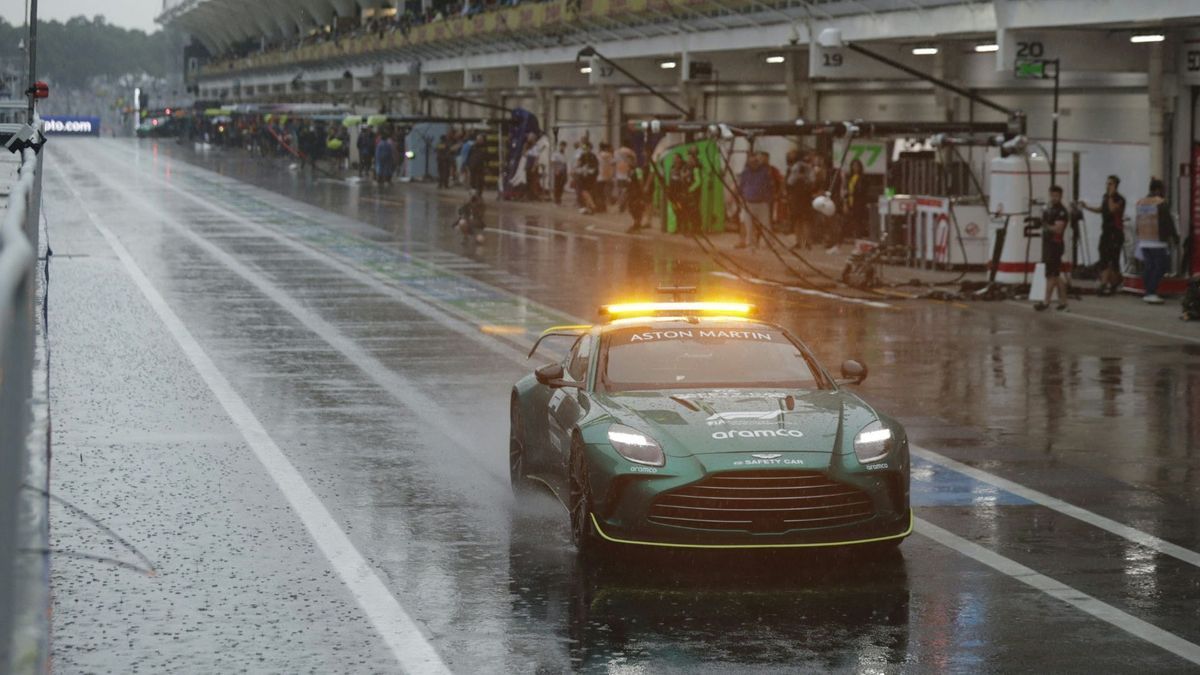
[0, 135, 50, 674]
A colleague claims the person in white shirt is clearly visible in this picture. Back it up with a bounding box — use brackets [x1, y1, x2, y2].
[1133, 178, 1180, 304]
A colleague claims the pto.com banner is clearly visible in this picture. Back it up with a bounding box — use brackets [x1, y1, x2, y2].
[41, 115, 101, 136]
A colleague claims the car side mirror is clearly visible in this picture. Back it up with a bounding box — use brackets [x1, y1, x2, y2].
[839, 359, 868, 385]
[535, 363, 564, 385]
[534, 363, 580, 389]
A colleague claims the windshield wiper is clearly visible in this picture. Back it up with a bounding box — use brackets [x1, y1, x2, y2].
[668, 395, 700, 412]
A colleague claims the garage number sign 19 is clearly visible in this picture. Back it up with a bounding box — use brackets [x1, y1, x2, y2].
[1184, 36, 1200, 86]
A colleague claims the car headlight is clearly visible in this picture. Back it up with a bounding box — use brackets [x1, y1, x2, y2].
[607, 424, 665, 466]
[853, 421, 893, 464]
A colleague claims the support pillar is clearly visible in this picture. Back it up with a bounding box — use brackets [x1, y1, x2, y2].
[1148, 42, 1169, 185]
[932, 43, 961, 123]
[537, 87, 554, 139]
[680, 81, 702, 120]
[600, 85, 617, 146]
[785, 54, 814, 149]
[784, 54, 813, 120]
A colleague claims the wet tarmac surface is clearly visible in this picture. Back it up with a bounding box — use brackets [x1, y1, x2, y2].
[43, 138, 1200, 673]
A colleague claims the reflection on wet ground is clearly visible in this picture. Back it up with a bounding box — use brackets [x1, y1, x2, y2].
[510, 511, 912, 672]
[42, 138, 1200, 672]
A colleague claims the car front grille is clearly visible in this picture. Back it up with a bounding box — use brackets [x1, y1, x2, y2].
[647, 470, 875, 534]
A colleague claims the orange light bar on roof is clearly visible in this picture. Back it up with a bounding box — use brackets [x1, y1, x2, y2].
[601, 301, 754, 316]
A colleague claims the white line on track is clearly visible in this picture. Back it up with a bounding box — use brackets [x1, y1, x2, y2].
[1004, 300, 1200, 345]
[512, 222, 600, 241]
[54, 160, 452, 675]
[487, 227, 550, 242]
[582, 223, 655, 240]
[911, 445, 1200, 569]
[90, 141, 1200, 663]
[916, 518, 1200, 666]
[410, 183, 631, 243]
[710, 271, 893, 309]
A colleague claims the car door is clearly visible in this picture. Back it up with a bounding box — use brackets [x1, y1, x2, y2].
[546, 334, 593, 480]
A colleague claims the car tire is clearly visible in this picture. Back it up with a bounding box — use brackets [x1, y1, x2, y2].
[509, 400, 532, 496]
[568, 436, 600, 557]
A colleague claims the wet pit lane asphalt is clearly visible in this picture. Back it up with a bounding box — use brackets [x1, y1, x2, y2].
[44, 138, 1200, 673]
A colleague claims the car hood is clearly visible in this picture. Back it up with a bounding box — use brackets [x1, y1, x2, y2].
[596, 389, 861, 456]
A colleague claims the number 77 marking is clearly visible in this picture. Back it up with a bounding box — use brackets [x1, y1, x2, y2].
[849, 145, 882, 167]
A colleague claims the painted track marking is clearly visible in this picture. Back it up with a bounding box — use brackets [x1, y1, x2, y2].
[710, 270, 894, 309]
[486, 227, 550, 242]
[916, 518, 1200, 666]
[912, 445, 1200, 568]
[1004, 300, 1200, 345]
[54, 159, 451, 674]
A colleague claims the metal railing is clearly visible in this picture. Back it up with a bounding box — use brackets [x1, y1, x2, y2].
[0, 140, 43, 672]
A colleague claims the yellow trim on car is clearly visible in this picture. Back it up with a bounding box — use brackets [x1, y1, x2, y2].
[541, 324, 592, 335]
[589, 510, 913, 550]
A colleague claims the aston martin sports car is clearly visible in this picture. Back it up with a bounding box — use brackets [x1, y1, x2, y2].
[509, 300, 912, 554]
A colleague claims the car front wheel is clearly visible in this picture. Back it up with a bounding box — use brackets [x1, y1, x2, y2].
[568, 437, 600, 556]
[509, 400, 532, 496]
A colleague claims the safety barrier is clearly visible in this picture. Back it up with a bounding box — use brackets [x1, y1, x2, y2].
[0, 140, 45, 673]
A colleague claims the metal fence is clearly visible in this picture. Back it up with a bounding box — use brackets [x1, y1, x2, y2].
[0, 142, 44, 672]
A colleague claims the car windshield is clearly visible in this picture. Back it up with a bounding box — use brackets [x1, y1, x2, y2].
[602, 324, 824, 391]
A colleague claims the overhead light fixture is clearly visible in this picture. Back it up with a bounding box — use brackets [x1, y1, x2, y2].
[579, 66, 592, 74]
[974, 43, 999, 53]
[1130, 34, 1165, 44]
[660, 60, 677, 69]
[817, 28, 844, 48]
[765, 55, 785, 64]
[912, 47, 939, 56]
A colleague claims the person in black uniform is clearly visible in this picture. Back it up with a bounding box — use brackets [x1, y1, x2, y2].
[624, 163, 649, 233]
[455, 190, 486, 244]
[1080, 175, 1126, 295]
[467, 133, 488, 194]
[435, 135, 451, 189]
[1036, 185, 1070, 311]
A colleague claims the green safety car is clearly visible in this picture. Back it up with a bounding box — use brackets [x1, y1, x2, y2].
[509, 300, 912, 554]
